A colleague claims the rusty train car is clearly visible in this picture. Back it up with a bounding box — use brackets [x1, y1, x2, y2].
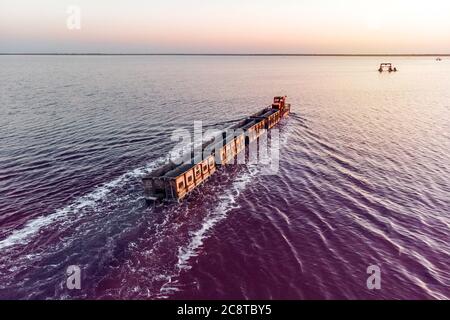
[142, 96, 291, 203]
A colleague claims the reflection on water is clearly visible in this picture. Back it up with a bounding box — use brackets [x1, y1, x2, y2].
[0, 56, 449, 299]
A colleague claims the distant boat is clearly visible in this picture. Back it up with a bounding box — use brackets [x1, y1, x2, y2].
[436, 57, 442, 61]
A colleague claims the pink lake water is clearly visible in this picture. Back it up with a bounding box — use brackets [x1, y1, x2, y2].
[0, 56, 449, 299]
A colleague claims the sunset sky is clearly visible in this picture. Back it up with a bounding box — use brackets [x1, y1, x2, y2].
[1, 0, 449, 53]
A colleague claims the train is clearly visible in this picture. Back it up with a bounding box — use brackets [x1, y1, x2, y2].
[142, 96, 291, 203]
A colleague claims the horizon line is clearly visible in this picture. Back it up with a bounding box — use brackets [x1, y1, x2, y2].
[0, 53, 449, 57]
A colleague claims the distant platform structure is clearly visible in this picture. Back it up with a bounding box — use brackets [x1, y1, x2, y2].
[378, 63, 398, 73]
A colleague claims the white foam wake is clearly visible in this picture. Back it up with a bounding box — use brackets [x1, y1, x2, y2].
[176, 166, 257, 271]
[157, 167, 257, 298]
[174, 121, 293, 271]
[0, 160, 164, 251]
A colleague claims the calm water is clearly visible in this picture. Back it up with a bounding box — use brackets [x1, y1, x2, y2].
[0, 56, 448, 299]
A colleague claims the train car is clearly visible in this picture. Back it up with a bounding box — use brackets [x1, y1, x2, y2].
[272, 96, 291, 118]
[235, 118, 259, 144]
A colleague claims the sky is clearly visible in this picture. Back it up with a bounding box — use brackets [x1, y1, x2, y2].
[1, 0, 450, 54]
